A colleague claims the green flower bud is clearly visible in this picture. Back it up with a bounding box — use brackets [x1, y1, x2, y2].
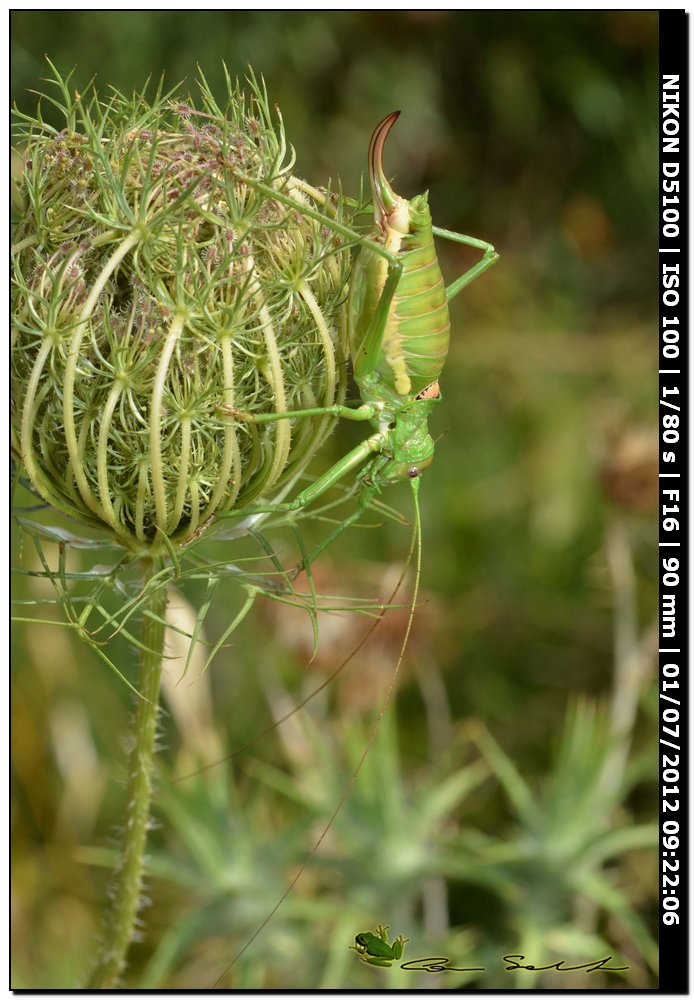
[12, 69, 353, 554]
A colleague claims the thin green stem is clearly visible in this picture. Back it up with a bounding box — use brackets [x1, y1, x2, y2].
[86, 562, 167, 989]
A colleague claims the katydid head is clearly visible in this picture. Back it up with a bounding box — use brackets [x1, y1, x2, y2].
[380, 404, 436, 484]
[374, 379, 441, 485]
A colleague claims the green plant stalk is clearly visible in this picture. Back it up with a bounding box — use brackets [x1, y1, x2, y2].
[87, 564, 167, 989]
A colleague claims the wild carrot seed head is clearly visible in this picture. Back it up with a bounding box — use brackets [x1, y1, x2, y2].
[12, 68, 353, 552]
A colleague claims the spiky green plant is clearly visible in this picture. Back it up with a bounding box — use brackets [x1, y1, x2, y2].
[459, 705, 658, 987]
[11, 63, 360, 987]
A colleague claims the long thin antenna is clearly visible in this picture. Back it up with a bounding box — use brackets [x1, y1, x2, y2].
[171, 553, 412, 785]
[212, 478, 423, 987]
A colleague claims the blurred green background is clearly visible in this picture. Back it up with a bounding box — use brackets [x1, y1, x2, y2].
[11, 10, 658, 990]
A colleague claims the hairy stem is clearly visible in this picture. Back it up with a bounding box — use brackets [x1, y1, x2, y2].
[87, 563, 167, 988]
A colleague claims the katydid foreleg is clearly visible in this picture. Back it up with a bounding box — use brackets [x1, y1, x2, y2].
[218, 429, 388, 518]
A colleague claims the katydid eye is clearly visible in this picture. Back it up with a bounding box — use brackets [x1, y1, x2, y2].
[408, 467, 419, 479]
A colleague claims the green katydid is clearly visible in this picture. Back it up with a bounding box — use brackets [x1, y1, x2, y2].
[202, 111, 498, 985]
[217, 110, 498, 550]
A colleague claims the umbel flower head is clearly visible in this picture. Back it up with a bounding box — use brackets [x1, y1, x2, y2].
[12, 66, 354, 554]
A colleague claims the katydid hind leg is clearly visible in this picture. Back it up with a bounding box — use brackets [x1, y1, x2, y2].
[432, 225, 499, 303]
[351, 261, 402, 383]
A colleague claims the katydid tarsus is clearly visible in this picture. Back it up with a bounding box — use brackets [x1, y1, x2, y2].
[202, 111, 498, 984]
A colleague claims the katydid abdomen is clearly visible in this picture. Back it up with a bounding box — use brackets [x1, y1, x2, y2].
[349, 223, 450, 398]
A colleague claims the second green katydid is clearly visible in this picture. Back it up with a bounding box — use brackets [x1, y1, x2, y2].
[219, 110, 498, 542]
